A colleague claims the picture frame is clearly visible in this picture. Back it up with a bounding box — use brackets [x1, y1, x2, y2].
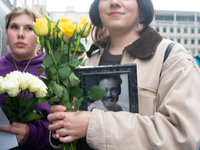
[75, 64, 138, 113]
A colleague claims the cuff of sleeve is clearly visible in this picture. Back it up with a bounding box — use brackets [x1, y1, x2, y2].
[86, 109, 107, 149]
[22, 123, 37, 146]
[49, 131, 62, 149]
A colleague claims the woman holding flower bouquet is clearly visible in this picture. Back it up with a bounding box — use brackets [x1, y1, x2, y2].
[0, 7, 53, 150]
[48, 0, 200, 150]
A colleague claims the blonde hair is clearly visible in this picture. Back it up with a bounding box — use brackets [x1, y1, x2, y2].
[5, 7, 42, 29]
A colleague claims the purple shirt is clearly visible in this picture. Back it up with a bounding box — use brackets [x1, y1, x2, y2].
[0, 52, 54, 150]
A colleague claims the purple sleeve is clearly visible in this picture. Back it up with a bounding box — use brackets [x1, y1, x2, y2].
[22, 102, 54, 150]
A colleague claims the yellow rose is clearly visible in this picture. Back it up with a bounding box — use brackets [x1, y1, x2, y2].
[49, 23, 57, 40]
[76, 15, 91, 38]
[58, 18, 75, 43]
[33, 17, 49, 36]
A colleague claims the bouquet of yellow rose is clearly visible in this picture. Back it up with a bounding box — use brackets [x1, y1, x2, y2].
[33, 16, 105, 150]
[0, 71, 47, 124]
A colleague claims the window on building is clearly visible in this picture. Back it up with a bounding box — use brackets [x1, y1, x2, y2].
[170, 28, 174, 33]
[176, 16, 195, 22]
[177, 28, 181, 33]
[198, 29, 200, 34]
[191, 49, 195, 55]
[191, 28, 195, 34]
[191, 39, 195, 44]
[184, 28, 188, 33]
[184, 39, 188, 44]
[156, 27, 159, 32]
[198, 39, 200, 45]
[163, 27, 167, 33]
[198, 17, 200, 22]
[170, 38, 174, 41]
[198, 49, 200, 54]
[155, 15, 174, 21]
[177, 38, 181, 43]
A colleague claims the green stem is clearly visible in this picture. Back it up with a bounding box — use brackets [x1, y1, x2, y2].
[23, 90, 26, 106]
[61, 97, 65, 106]
[72, 35, 81, 59]
[68, 42, 71, 61]
[25, 91, 30, 104]
[61, 41, 64, 53]
[19, 91, 23, 114]
[46, 39, 57, 67]
[46, 39, 60, 84]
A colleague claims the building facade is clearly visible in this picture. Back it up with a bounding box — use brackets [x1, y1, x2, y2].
[151, 10, 200, 55]
[1, 1, 200, 56]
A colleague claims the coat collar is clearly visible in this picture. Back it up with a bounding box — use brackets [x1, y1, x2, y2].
[87, 27, 163, 59]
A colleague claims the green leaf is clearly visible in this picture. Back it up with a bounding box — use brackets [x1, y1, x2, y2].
[69, 72, 80, 87]
[0, 104, 12, 116]
[45, 15, 51, 35]
[49, 66, 57, 80]
[61, 78, 71, 87]
[4, 96, 12, 105]
[68, 58, 81, 67]
[79, 23, 88, 36]
[54, 51, 63, 64]
[48, 96, 61, 102]
[41, 76, 50, 86]
[61, 86, 69, 101]
[88, 85, 106, 100]
[60, 53, 68, 63]
[63, 44, 69, 55]
[79, 62, 85, 66]
[58, 64, 71, 80]
[45, 67, 53, 81]
[74, 97, 83, 111]
[49, 81, 63, 97]
[70, 86, 83, 98]
[25, 96, 38, 110]
[43, 54, 54, 67]
[38, 97, 48, 103]
[24, 112, 42, 122]
[38, 65, 46, 76]
[65, 101, 72, 112]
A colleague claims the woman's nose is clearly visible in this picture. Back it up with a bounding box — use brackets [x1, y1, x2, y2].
[110, 0, 122, 8]
[18, 28, 24, 39]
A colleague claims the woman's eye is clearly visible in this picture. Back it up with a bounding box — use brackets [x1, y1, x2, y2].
[26, 27, 33, 31]
[10, 26, 18, 29]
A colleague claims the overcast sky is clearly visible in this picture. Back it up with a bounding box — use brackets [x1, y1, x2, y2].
[46, 0, 200, 12]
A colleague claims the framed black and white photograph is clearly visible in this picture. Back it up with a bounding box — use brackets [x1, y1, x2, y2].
[75, 64, 138, 113]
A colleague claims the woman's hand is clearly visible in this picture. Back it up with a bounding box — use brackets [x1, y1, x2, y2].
[48, 105, 91, 143]
[0, 122, 29, 145]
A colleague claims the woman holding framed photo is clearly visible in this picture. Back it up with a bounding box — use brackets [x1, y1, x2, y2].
[48, 0, 200, 149]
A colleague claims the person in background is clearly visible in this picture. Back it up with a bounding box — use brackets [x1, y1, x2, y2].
[88, 74, 123, 112]
[48, 0, 200, 149]
[0, 7, 53, 150]
[195, 55, 200, 67]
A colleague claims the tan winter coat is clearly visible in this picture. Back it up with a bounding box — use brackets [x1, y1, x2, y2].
[51, 27, 200, 150]
[84, 30, 200, 150]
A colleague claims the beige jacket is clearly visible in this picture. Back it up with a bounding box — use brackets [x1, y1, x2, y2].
[51, 27, 200, 150]
[85, 37, 200, 149]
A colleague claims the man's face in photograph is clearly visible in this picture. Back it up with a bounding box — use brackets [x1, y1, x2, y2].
[99, 78, 120, 109]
